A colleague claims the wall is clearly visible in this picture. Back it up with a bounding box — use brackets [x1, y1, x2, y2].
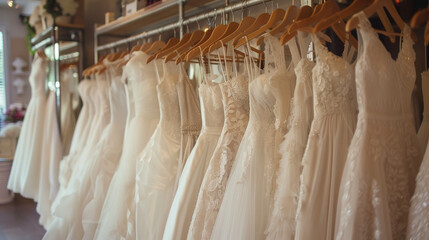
[0, 6, 31, 107]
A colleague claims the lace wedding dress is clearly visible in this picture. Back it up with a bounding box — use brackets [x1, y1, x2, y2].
[8, 54, 48, 200]
[95, 51, 160, 240]
[265, 33, 314, 240]
[336, 13, 421, 240]
[188, 65, 249, 240]
[417, 71, 429, 152]
[294, 34, 357, 240]
[163, 67, 224, 240]
[211, 35, 295, 240]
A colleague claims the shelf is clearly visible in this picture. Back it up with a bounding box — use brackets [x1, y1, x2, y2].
[30, 23, 84, 52]
[95, 0, 224, 37]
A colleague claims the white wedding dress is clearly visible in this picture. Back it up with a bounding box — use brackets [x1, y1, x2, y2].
[266, 33, 314, 240]
[95, 51, 160, 240]
[211, 35, 295, 240]
[294, 35, 357, 240]
[134, 62, 187, 240]
[81, 57, 128, 240]
[37, 90, 63, 229]
[8, 54, 48, 200]
[336, 13, 421, 240]
[163, 68, 224, 240]
[44, 71, 111, 240]
[417, 71, 429, 152]
[188, 65, 249, 240]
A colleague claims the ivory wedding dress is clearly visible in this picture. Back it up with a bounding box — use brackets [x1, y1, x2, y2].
[8, 54, 48, 200]
[81, 57, 128, 240]
[266, 33, 314, 240]
[294, 35, 357, 240]
[163, 69, 224, 240]
[188, 67, 249, 240]
[336, 13, 421, 240]
[95, 51, 160, 240]
[44, 72, 111, 240]
[134, 62, 190, 240]
[417, 71, 429, 152]
[37, 90, 62, 228]
[211, 35, 295, 240]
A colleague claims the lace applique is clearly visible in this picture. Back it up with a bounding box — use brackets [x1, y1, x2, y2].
[188, 74, 249, 240]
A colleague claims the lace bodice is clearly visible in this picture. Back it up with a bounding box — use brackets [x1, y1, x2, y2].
[312, 35, 357, 117]
[123, 51, 160, 118]
[29, 55, 47, 96]
[157, 61, 181, 133]
[355, 15, 415, 117]
[199, 82, 224, 130]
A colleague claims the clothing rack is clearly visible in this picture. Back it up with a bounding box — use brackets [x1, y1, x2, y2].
[95, 0, 275, 59]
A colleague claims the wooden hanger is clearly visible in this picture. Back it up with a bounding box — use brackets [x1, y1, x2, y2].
[281, 1, 358, 48]
[185, 24, 228, 61]
[232, 13, 270, 46]
[313, 0, 372, 33]
[235, 8, 286, 48]
[146, 37, 181, 63]
[174, 29, 213, 64]
[140, 41, 152, 52]
[163, 30, 205, 63]
[346, 0, 405, 42]
[256, 5, 301, 45]
[200, 22, 240, 55]
[82, 54, 108, 76]
[145, 40, 167, 55]
[207, 16, 256, 54]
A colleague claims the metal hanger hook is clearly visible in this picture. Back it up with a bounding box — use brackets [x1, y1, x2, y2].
[263, 0, 268, 13]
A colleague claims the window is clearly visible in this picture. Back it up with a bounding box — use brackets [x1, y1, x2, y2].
[0, 29, 7, 114]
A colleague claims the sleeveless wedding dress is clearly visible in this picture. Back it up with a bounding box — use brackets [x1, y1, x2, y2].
[266, 33, 314, 240]
[294, 34, 357, 240]
[163, 67, 224, 240]
[37, 90, 62, 228]
[211, 35, 295, 240]
[8, 54, 48, 200]
[44, 72, 111, 240]
[81, 57, 128, 240]
[188, 63, 249, 240]
[336, 13, 421, 240]
[95, 51, 160, 240]
[417, 71, 429, 152]
[133, 61, 185, 240]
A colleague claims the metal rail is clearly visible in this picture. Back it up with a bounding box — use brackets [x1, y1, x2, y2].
[96, 0, 273, 52]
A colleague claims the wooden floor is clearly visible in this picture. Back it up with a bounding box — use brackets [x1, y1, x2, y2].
[0, 195, 45, 240]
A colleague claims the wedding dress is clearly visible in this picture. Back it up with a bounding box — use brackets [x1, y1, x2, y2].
[336, 13, 421, 240]
[417, 71, 429, 152]
[294, 34, 357, 240]
[44, 72, 111, 240]
[134, 61, 185, 240]
[188, 61, 249, 240]
[163, 67, 224, 240]
[265, 33, 314, 240]
[211, 35, 295, 240]
[95, 51, 160, 240]
[80, 57, 128, 240]
[8, 54, 48, 200]
[37, 90, 62, 228]
[174, 64, 202, 190]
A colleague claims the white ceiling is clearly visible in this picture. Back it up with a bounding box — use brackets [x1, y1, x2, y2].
[0, 0, 42, 15]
